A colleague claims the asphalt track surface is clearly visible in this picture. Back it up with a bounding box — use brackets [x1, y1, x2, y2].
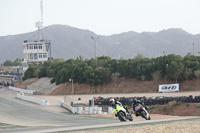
[0, 96, 119, 133]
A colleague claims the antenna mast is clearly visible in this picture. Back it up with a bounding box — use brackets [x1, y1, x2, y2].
[40, 0, 44, 41]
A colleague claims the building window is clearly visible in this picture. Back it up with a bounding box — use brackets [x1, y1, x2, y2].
[39, 53, 43, 58]
[38, 44, 42, 49]
[30, 53, 34, 60]
[43, 53, 47, 58]
[34, 53, 38, 59]
[34, 44, 38, 49]
[38, 53, 47, 58]
[29, 45, 33, 49]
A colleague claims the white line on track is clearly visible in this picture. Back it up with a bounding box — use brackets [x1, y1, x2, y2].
[0, 103, 11, 107]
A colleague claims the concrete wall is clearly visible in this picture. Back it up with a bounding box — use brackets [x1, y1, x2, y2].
[17, 92, 49, 105]
[9, 86, 36, 95]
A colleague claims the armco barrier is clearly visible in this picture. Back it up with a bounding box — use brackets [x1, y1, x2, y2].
[92, 95, 200, 106]
[61, 102, 73, 112]
[9, 86, 36, 95]
[17, 93, 49, 105]
[61, 102, 85, 114]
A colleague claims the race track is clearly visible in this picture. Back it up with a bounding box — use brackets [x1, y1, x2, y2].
[0, 89, 200, 133]
[0, 96, 119, 133]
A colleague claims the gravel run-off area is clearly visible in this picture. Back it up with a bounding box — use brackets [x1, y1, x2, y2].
[67, 118, 200, 133]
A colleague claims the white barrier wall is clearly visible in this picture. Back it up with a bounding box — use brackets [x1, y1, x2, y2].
[17, 92, 49, 105]
[84, 107, 103, 115]
[61, 103, 104, 115]
[97, 107, 102, 114]
[85, 107, 89, 114]
[72, 107, 83, 114]
[61, 102, 84, 114]
[9, 86, 36, 95]
[108, 107, 113, 114]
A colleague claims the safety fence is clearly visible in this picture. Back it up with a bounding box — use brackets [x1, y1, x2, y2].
[91, 95, 200, 106]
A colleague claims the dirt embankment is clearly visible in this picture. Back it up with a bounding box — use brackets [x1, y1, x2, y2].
[49, 77, 200, 95]
[149, 101, 200, 116]
[15, 77, 200, 95]
[14, 78, 38, 89]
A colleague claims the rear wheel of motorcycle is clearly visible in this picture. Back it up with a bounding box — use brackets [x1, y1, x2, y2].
[118, 112, 126, 121]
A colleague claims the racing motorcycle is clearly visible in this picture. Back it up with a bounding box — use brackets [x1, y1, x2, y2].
[113, 104, 133, 121]
[133, 104, 151, 120]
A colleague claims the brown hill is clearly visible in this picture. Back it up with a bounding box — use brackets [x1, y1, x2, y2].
[1, 25, 200, 64]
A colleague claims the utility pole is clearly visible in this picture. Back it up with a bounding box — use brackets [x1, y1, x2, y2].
[69, 78, 74, 105]
[91, 36, 99, 67]
[163, 49, 166, 56]
[192, 41, 195, 55]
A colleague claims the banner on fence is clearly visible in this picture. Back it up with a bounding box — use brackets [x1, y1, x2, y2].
[159, 84, 179, 93]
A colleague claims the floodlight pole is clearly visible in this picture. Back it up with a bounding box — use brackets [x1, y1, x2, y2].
[69, 78, 74, 102]
[91, 36, 99, 67]
[192, 41, 195, 55]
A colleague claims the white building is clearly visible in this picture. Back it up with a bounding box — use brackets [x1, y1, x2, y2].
[22, 40, 49, 71]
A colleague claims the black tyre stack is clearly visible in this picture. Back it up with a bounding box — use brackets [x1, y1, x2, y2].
[92, 95, 200, 106]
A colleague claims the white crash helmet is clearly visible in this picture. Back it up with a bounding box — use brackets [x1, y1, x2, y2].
[109, 98, 115, 104]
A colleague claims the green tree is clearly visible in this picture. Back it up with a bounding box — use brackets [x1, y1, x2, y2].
[183, 55, 199, 71]
[167, 61, 184, 83]
[183, 67, 192, 84]
[13, 58, 22, 66]
[22, 66, 38, 80]
[134, 53, 145, 60]
[194, 69, 200, 84]
[72, 62, 88, 84]
[98, 67, 111, 85]
[3, 60, 13, 66]
[76, 56, 85, 63]
[83, 66, 96, 89]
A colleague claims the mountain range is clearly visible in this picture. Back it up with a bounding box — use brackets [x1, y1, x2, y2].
[0, 24, 200, 64]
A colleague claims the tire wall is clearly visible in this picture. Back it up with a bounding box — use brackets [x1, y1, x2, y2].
[91, 95, 200, 106]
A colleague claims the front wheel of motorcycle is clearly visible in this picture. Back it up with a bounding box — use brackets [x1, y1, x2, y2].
[141, 111, 150, 120]
[147, 116, 151, 120]
[129, 117, 133, 121]
[118, 112, 126, 121]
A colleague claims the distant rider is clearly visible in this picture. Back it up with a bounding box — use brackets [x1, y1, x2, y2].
[132, 98, 148, 117]
[109, 98, 130, 117]
[109, 98, 122, 108]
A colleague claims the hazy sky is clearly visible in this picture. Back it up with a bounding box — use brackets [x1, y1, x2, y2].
[0, 0, 200, 36]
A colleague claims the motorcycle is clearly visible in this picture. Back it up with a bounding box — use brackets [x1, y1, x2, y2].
[133, 104, 151, 120]
[113, 104, 133, 121]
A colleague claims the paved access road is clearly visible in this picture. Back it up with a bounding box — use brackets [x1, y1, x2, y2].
[0, 96, 118, 133]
